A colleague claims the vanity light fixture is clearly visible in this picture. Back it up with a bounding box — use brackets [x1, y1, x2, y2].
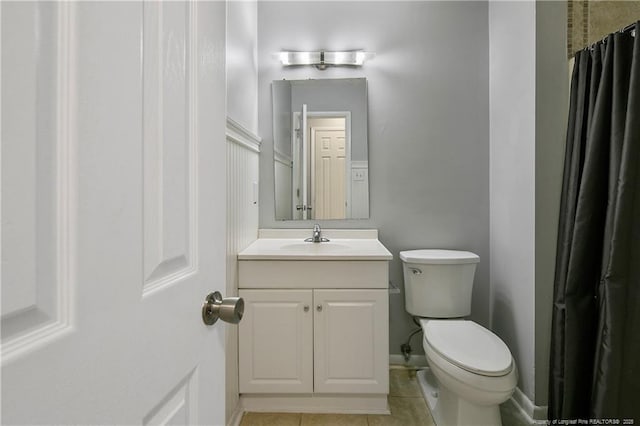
[278, 50, 375, 70]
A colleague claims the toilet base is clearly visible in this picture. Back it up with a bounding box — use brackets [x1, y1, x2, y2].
[416, 369, 503, 426]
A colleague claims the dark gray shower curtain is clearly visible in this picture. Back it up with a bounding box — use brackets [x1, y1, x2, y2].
[549, 23, 640, 421]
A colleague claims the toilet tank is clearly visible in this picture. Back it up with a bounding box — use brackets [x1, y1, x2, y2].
[400, 249, 480, 318]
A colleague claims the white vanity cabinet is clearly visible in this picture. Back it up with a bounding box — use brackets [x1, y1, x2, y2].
[238, 289, 314, 394]
[238, 288, 388, 395]
[237, 229, 392, 414]
[312, 289, 388, 394]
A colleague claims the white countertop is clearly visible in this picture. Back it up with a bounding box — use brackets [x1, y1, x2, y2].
[238, 229, 393, 261]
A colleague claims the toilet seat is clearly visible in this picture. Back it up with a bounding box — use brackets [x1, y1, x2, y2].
[421, 319, 512, 377]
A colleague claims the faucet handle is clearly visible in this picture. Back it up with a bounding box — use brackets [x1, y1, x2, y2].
[310, 224, 323, 243]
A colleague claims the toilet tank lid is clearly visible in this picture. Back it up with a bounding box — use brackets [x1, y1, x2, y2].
[400, 249, 479, 264]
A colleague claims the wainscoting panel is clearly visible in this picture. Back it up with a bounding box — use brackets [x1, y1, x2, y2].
[225, 117, 261, 422]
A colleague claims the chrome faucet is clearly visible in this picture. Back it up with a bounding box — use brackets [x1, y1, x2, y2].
[305, 223, 329, 243]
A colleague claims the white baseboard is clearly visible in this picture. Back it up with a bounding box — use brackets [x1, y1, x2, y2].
[507, 386, 548, 423]
[389, 354, 428, 368]
[226, 400, 244, 426]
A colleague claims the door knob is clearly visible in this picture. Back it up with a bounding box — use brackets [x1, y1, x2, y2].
[202, 292, 244, 326]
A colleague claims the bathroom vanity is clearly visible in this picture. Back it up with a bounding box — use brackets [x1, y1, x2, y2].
[237, 229, 392, 414]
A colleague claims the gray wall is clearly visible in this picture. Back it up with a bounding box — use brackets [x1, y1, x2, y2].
[535, 0, 567, 408]
[489, 0, 537, 401]
[489, 0, 567, 408]
[258, 1, 491, 355]
[227, 0, 258, 133]
[272, 81, 292, 157]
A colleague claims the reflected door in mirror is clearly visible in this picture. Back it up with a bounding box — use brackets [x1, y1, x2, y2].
[311, 122, 346, 219]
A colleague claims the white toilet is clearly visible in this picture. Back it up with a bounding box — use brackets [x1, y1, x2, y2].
[400, 249, 517, 426]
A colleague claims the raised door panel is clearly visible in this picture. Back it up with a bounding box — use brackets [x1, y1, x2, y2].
[239, 290, 313, 393]
[1, 1, 73, 361]
[142, 1, 197, 295]
[314, 289, 389, 394]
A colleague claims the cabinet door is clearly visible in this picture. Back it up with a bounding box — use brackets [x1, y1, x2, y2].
[314, 289, 389, 394]
[239, 289, 313, 393]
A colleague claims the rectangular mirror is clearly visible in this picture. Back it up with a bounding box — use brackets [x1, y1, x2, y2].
[272, 78, 369, 220]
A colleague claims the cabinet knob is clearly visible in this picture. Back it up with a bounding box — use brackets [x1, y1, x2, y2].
[303, 305, 309, 312]
[316, 304, 323, 312]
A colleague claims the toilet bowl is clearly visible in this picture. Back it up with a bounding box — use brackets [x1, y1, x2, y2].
[419, 319, 517, 426]
[400, 249, 517, 426]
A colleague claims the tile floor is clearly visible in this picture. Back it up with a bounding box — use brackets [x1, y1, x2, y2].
[239, 367, 435, 426]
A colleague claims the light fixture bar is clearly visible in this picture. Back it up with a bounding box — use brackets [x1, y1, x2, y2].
[278, 50, 374, 69]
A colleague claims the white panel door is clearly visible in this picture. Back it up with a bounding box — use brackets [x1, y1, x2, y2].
[311, 127, 346, 220]
[238, 290, 313, 393]
[314, 290, 389, 394]
[1, 2, 227, 424]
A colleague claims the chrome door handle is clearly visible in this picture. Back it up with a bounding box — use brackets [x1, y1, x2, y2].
[316, 304, 322, 312]
[304, 305, 310, 312]
[202, 292, 244, 326]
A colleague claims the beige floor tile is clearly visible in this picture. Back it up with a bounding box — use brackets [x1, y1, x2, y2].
[300, 413, 368, 426]
[240, 368, 436, 426]
[300, 413, 367, 426]
[389, 368, 422, 397]
[240, 412, 301, 426]
[368, 397, 435, 426]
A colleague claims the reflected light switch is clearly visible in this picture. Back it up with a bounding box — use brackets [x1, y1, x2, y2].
[352, 170, 366, 181]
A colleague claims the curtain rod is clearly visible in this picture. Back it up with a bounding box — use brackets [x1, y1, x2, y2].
[620, 22, 637, 36]
[586, 21, 637, 52]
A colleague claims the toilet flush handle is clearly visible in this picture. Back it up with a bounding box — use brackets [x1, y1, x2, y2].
[409, 267, 422, 275]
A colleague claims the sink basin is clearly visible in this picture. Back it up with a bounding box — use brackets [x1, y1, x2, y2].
[279, 242, 350, 252]
[237, 230, 393, 261]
